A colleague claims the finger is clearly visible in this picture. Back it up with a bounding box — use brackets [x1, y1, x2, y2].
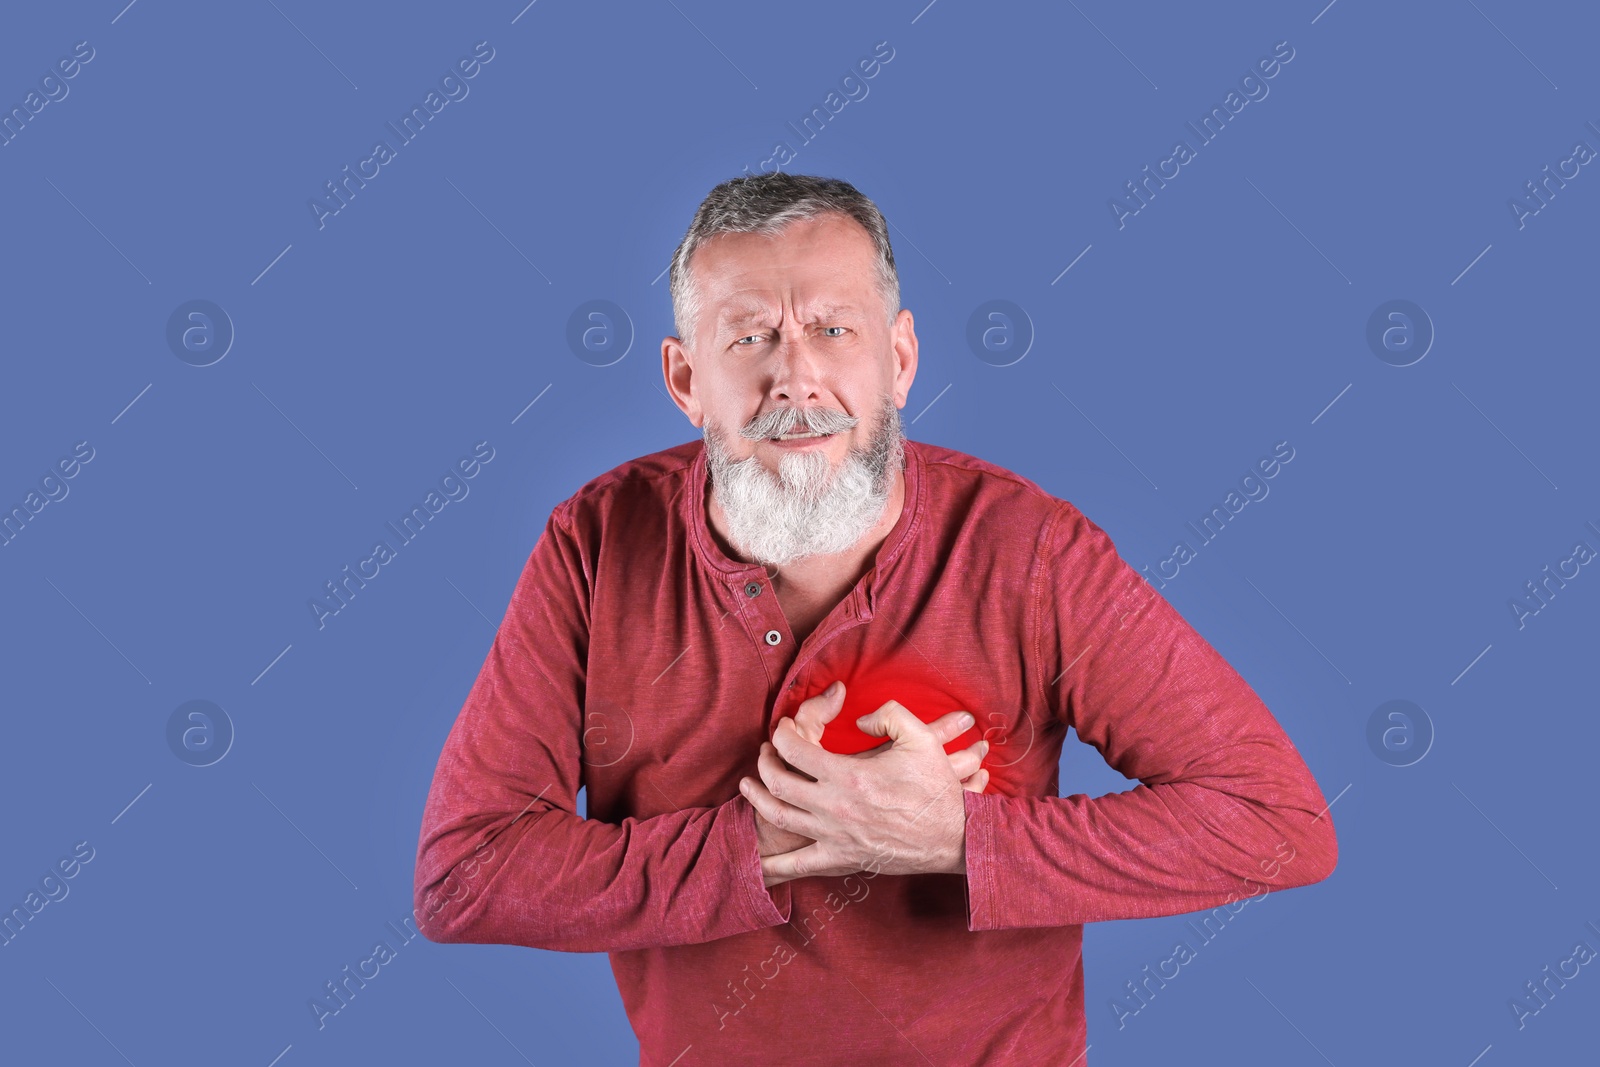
[926, 709, 978, 747]
[855, 700, 928, 744]
[762, 739, 816, 783]
[760, 840, 833, 884]
[960, 768, 990, 794]
[947, 739, 988, 781]
[770, 716, 845, 781]
[757, 740, 824, 810]
[740, 774, 823, 841]
[791, 680, 847, 744]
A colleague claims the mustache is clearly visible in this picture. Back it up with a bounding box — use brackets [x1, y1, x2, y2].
[739, 405, 861, 440]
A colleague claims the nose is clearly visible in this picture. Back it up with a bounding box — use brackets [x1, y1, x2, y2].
[768, 329, 825, 407]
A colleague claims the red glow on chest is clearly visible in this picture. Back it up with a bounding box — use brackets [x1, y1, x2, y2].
[792, 663, 984, 759]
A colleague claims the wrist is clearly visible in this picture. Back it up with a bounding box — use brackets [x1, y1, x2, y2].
[944, 793, 969, 875]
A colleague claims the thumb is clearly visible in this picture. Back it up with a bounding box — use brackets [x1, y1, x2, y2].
[792, 680, 847, 744]
[855, 699, 919, 743]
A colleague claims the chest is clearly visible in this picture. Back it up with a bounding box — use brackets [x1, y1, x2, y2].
[774, 584, 846, 646]
[577, 548, 1061, 817]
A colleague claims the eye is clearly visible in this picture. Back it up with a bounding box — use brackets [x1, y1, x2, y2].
[821, 326, 847, 337]
[733, 334, 763, 346]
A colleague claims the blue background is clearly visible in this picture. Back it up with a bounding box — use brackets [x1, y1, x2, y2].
[2, 1, 1595, 1064]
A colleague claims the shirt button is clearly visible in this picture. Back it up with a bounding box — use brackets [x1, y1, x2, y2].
[764, 629, 782, 646]
[745, 581, 762, 598]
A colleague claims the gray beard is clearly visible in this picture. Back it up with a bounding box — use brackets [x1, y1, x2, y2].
[703, 395, 905, 568]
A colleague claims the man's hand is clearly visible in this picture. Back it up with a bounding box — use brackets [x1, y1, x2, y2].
[748, 681, 988, 862]
[741, 682, 987, 885]
[791, 679, 990, 791]
[753, 807, 813, 859]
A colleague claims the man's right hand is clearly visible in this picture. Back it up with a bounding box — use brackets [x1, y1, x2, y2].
[752, 680, 990, 859]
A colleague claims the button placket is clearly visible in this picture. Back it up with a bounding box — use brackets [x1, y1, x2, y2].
[771, 605, 871, 722]
[718, 573, 768, 634]
[735, 570, 794, 653]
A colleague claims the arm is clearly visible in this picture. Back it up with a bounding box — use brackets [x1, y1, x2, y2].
[962, 503, 1337, 931]
[413, 502, 791, 953]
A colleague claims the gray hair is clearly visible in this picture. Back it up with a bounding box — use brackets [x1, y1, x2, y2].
[668, 173, 900, 349]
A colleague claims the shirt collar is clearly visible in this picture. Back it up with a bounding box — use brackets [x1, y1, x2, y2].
[684, 435, 925, 606]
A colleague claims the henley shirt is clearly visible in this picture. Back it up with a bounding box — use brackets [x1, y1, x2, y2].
[413, 436, 1338, 1065]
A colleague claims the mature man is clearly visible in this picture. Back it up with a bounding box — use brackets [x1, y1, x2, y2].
[414, 173, 1337, 1065]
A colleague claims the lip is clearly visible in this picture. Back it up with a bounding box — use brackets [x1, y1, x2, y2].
[767, 432, 836, 449]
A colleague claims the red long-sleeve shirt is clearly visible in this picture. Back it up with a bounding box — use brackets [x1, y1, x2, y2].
[413, 438, 1337, 1065]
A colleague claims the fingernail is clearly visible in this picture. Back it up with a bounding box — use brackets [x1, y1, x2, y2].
[978, 740, 989, 755]
[960, 713, 974, 729]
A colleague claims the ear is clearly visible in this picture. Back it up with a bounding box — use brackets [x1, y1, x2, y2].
[662, 335, 703, 427]
[889, 308, 918, 407]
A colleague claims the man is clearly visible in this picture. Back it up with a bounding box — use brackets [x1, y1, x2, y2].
[414, 173, 1337, 1065]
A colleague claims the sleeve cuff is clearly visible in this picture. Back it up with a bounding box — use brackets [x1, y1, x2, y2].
[962, 788, 1002, 931]
[728, 793, 792, 927]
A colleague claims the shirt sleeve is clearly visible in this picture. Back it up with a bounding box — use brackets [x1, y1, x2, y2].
[413, 501, 793, 953]
[961, 501, 1338, 931]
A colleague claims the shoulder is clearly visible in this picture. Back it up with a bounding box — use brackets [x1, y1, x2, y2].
[909, 440, 1130, 596]
[910, 439, 1095, 541]
[550, 440, 698, 538]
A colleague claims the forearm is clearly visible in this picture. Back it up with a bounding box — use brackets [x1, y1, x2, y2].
[961, 777, 1336, 930]
[416, 790, 792, 953]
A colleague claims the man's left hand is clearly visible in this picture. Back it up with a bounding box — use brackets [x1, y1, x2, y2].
[739, 699, 975, 887]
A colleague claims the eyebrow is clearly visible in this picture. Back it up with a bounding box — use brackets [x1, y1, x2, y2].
[717, 303, 864, 329]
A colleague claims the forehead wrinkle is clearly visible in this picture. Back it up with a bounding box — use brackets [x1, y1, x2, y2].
[717, 304, 771, 328]
[716, 300, 863, 330]
[804, 302, 864, 321]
